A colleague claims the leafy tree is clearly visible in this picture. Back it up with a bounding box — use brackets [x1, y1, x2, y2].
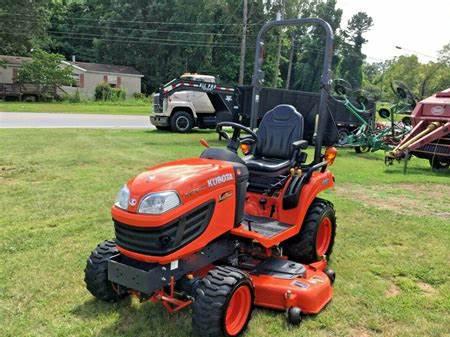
[336, 12, 373, 89]
[2, 0, 375, 94]
[0, 0, 50, 55]
[17, 49, 74, 93]
[290, 0, 343, 92]
[362, 43, 450, 100]
[438, 42, 450, 66]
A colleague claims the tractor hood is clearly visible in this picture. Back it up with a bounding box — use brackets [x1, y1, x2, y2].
[124, 157, 236, 213]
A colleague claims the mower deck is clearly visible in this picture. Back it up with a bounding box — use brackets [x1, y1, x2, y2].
[241, 214, 292, 238]
[250, 258, 333, 314]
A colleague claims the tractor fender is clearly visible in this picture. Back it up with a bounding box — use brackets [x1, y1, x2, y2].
[278, 170, 334, 229]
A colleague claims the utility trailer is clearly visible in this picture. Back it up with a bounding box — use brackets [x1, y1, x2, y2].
[0, 83, 57, 101]
[235, 86, 376, 146]
[151, 74, 236, 132]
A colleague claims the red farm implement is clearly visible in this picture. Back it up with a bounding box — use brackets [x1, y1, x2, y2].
[386, 88, 450, 171]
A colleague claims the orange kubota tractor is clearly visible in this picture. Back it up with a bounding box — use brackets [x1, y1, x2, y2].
[85, 18, 338, 337]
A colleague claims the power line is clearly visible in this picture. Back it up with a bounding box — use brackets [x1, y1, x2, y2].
[9, 17, 256, 38]
[45, 30, 243, 47]
[7, 31, 252, 49]
[394, 45, 438, 61]
[0, 12, 260, 26]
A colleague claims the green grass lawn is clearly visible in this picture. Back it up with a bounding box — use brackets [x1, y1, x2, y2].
[0, 100, 151, 115]
[0, 129, 449, 337]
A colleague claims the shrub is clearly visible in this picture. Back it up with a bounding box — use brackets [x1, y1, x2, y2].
[69, 90, 81, 103]
[133, 92, 146, 100]
[111, 88, 126, 101]
[95, 82, 112, 101]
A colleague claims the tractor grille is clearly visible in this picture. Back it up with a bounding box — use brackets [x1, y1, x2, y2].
[114, 201, 215, 256]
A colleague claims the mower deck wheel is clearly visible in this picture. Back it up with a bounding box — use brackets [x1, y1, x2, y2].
[287, 307, 302, 325]
[84, 240, 128, 302]
[283, 198, 336, 264]
[324, 268, 336, 285]
[192, 266, 254, 337]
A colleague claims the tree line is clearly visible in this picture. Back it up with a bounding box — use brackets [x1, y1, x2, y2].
[1, 0, 448, 99]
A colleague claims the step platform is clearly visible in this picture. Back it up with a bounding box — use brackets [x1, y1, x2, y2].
[241, 214, 291, 238]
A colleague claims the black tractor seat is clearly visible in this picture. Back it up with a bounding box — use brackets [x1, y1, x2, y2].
[244, 104, 305, 192]
[244, 156, 291, 173]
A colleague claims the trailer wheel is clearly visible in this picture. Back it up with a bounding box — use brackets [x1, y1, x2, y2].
[84, 240, 128, 302]
[192, 266, 254, 337]
[429, 157, 449, 170]
[23, 95, 37, 102]
[337, 128, 349, 146]
[171, 111, 194, 133]
[283, 199, 336, 264]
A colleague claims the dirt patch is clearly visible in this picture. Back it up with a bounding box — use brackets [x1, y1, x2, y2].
[416, 281, 436, 295]
[334, 183, 450, 219]
[0, 165, 16, 173]
[385, 282, 401, 298]
[349, 328, 372, 337]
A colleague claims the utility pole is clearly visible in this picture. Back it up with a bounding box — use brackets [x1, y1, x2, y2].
[238, 0, 248, 85]
[285, 35, 295, 89]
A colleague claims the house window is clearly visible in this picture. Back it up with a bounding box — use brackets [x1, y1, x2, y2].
[12, 68, 18, 83]
[107, 75, 117, 88]
[72, 74, 80, 87]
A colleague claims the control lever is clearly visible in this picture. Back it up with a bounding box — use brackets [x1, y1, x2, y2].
[199, 139, 210, 148]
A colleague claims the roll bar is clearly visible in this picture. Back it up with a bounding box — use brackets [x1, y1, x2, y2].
[250, 18, 334, 164]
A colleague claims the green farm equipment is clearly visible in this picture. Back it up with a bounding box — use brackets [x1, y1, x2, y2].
[332, 80, 411, 153]
[378, 81, 417, 125]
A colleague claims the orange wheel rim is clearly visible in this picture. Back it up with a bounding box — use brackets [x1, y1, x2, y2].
[316, 217, 332, 256]
[225, 285, 252, 336]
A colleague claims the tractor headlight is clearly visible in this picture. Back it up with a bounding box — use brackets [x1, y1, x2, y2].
[114, 185, 130, 210]
[138, 191, 181, 214]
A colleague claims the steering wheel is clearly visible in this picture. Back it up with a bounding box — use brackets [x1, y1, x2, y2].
[216, 122, 258, 153]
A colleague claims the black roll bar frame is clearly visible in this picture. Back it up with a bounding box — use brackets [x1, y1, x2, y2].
[250, 18, 334, 164]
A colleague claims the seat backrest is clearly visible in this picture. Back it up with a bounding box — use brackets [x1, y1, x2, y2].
[255, 104, 304, 159]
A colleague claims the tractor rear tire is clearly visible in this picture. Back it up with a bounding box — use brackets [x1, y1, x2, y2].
[171, 111, 195, 133]
[84, 240, 127, 302]
[192, 266, 254, 337]
[283, 199, 336, 264]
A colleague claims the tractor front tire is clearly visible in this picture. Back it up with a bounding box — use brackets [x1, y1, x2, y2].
[84, 240, 127, 302]
[192, 266, 254, 337]
[284, 199, 336, 264]
[170, 111, 194, 133]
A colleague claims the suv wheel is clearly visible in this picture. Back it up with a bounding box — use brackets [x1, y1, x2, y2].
[171, 111, 194, 133]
